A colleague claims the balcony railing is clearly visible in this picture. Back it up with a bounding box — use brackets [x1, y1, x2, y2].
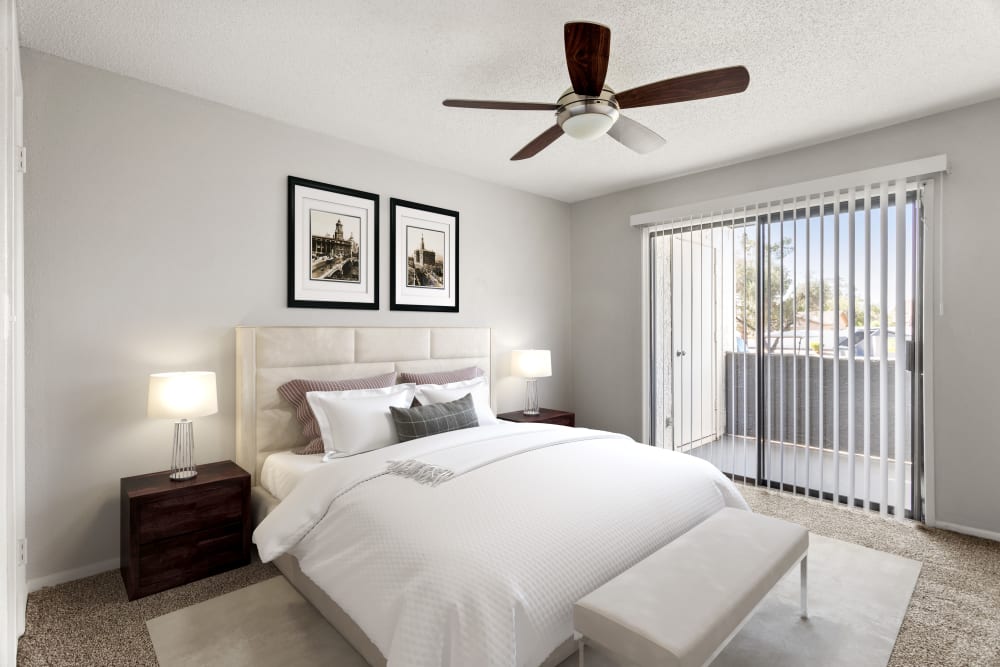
[722, 352, 912, 459]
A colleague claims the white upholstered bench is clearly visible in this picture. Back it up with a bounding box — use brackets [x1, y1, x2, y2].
[573, 508, 809, 667]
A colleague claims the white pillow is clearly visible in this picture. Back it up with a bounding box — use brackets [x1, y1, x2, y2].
[306, 383, 417, 458]
[414, 377, 498, 426]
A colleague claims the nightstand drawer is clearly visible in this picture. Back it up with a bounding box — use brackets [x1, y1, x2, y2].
[136, 523, 246, 596]
[546, 414, 575, 427]
[137, 481, 243, 544]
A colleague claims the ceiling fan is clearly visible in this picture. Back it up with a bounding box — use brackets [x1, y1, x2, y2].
[443, 21, 750, 160]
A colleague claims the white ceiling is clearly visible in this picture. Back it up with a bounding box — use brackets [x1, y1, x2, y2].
[17, 0, 1000, 203]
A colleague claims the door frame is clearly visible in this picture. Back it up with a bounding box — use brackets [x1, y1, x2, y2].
[0, 0, 24, 658]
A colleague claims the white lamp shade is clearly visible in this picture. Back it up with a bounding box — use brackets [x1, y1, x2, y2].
[511, 349, 552, 378]
[147, 371, 218, 419]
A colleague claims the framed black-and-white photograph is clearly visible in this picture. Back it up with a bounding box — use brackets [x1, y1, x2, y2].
[390, 198, 459, 312]
[288, 176, 379, 309]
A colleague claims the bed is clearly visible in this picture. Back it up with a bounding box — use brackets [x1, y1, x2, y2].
[237, 326, 748, 667]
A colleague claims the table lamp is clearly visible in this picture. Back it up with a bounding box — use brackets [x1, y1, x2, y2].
[147, 371, 218, 481]
[511, 349, 551, 416]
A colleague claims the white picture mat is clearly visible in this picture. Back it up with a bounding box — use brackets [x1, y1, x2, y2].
[293, 185, 376, 304]
[393, 204, 456, 308]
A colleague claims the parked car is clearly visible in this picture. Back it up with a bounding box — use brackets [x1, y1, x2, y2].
[836, 329, 870, 357]
[854, 329, 907, 358]
[756, 329, 873, 357]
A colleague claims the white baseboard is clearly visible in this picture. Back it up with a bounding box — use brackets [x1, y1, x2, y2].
[935, 521, 1000, 543]
[27, 558, 120, 593]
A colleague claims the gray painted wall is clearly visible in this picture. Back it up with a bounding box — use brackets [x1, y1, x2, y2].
[24, 44, 1000, 582]
[570, 97, 1000, 535]
[22, 50, 573, 581]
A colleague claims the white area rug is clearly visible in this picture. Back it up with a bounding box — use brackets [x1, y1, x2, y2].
[712, 533, 920, 667]
[564, 534, 921, 667]
[147, 575, 367, 667]
[149, 534, 919, 667]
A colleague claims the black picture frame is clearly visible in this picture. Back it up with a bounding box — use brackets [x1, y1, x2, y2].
[389, 198, 460, 312]
[287, 176, 379, 309]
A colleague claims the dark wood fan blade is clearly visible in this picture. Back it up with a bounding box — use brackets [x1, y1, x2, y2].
[564, 22, 611, 97]
[443, 99, 559, 111]
[511, 125, 564, 161]
[615, 66, 750, 109]
[607, 114, 665, 154]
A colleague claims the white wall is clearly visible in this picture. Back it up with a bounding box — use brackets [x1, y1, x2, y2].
[571, 96, 1000, 537]
[22, 50, 574, 584]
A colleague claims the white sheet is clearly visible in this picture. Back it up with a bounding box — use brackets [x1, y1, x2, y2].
[258, 450, 325, 500]
[254, 423, 749, 667]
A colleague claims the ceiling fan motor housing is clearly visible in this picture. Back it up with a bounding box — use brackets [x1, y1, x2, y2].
[556, 86, 619, 140]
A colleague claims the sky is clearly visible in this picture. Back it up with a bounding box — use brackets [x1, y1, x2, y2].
[710, 199, 916, 321]
[406, 225, 445, 258]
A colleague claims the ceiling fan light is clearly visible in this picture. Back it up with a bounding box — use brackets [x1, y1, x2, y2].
[561, 112, 617, 140]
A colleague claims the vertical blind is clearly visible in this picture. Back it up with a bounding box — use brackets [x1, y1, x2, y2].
[644, 163, 941, 520]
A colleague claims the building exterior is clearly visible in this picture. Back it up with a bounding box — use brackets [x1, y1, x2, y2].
[413, 234, 436, 268]
[312, 219, 357, 260]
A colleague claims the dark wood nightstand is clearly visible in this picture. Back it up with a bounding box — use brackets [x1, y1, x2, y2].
[497, 408, 575, 427]
[120, 460, 251, 600]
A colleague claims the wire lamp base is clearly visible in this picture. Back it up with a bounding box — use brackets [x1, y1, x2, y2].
[170, 419, 198, 481]
[523, 378, 540, 415]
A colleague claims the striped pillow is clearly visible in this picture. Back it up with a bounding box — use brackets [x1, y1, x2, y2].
[398, 366, 484, 385]
[390, 393, 479, 443]
[278, 371, 398, 454]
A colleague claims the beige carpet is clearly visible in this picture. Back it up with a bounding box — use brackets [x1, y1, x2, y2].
[17, 558, 279, 666]
[17, 486, 1000, 666]
[149, 533, 919, 667]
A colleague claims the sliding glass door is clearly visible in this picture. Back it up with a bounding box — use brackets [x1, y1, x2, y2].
[648, 181, 926, 519]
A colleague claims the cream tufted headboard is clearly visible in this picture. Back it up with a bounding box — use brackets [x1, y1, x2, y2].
[235, 326, 492, 483]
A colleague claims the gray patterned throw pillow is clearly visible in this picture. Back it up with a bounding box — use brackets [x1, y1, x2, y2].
[390, 393, 479, 443]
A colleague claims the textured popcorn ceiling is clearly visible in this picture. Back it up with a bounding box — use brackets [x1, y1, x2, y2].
[17, 0, 1000, 203]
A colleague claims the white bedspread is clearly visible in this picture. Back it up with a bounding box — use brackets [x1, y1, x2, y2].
[254, 423, 749, 667]
[387, 426, 632, 485]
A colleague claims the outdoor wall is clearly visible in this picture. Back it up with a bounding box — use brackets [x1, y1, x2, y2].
[22, 50, 573, 584]
[571, 96, 1000, 537]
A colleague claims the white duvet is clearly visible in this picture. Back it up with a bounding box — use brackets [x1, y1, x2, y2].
[254, 423, 749, 667]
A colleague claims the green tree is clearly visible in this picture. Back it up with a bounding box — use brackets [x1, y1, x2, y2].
[736, 235, 885, 340]
[734, 234, 793, 337]
[839, 295, 882, 328]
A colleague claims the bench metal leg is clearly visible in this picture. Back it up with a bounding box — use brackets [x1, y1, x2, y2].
[800, 555, 808, 620]
[578, 638, 585, 667]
